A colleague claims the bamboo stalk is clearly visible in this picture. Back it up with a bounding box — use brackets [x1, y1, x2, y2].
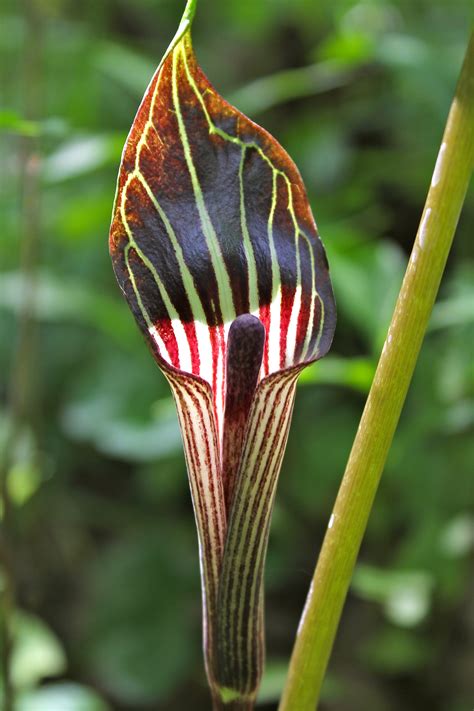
[279, 30, 474, 711]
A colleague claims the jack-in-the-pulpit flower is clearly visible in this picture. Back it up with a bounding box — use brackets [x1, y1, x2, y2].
[109, 1, 336, 708]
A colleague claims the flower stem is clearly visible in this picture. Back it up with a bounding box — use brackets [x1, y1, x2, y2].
[279, 30, 474, 711]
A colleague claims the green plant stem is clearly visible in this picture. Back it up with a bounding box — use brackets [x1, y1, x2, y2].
[279, 30, 474, 711]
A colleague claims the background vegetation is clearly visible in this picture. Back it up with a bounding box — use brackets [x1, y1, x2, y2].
[1, 0, 473, 709]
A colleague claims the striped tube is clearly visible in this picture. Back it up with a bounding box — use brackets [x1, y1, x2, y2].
[216, 369, 301, 702]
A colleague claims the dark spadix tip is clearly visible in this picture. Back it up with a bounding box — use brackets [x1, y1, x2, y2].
[227, 314, 266, 375]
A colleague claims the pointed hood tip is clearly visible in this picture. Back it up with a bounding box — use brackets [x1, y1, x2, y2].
[183, 0, 198, 26]
[164, 0, 197, 58]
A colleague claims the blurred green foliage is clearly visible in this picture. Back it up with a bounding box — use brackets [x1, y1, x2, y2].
[1, 0, 473, 709]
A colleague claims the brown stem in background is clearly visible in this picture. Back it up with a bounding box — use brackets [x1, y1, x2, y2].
[0, 1, 43, 708]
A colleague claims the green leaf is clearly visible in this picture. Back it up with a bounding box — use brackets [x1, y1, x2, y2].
[329, 239, 405, 351]
[10, 612, 66, 689]
[227, 61, 354, 117]
[352, 564, 434, 627]
[43, 134, 125, 182]
[94, 42, 155, 95]
[83, 526, 199, 704]
[0, 109, 40, 136]
[299, 356, 376, 393]
[359, 628, 434, 675]
[62, 394, 181, 462]
[0, 270, 134, 348]
[17, 683, 110, 711]
[439, 515, 474, 558]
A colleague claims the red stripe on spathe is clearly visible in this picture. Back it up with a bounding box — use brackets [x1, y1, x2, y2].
[153, 318, 180, 369]
[182, 321, 200, 374]
[278, 285, 295, 369]
[258, 303, 271, 376]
